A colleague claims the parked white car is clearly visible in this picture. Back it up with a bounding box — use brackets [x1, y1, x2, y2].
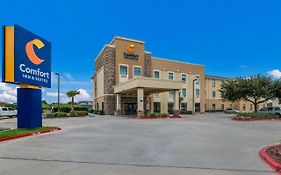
[0, 107, 17, 118]
[224, 108, 240, 114]
[258, 106, 281, 117]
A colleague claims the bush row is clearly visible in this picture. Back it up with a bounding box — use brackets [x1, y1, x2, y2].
[42, 106, 89, 113]
[91, 110, 104, 115]
[148, 113, 169, 118]
[205, 110, 224, 112]
[180, 110, 192, 114]
[43, 111, 88, 118]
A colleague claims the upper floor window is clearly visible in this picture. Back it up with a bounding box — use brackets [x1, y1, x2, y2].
[169, 90, 174, 96]
[120, 65, 128, 75]
[212, 79, 216, 87]
[212, 91, 216, 98]
[195, 76, 200, 84]
[221, 80, 225, 86]
[133, 66, 141, 77]
[196, 89, 200, 97]
[181, 74, 186, 82]
[154, 71, 160, 79]
[182, 88, 186, 97]
[168, 72, 174, 80]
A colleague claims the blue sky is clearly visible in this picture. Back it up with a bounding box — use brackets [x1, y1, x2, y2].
[0, 0, 281, 103]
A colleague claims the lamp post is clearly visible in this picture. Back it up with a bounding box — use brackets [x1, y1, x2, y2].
[192, 78, 197, 113]
[55, 73, 60, 113]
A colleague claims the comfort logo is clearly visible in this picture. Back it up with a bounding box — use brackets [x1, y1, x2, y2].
[127, 44, 135, 53]
[25, 39, 45, 65]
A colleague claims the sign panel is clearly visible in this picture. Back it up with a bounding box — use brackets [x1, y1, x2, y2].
[3, 25, 51, 88]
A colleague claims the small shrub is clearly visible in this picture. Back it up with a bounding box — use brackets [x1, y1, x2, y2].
[149, 113, 157, 117]
[98, 110, 104, 115]
[76, 111, 88, 116]
[180, 110, 192, 114]
[159, 113, 169, 117]
[56, 112, 68, 118]
[44, 113, 57, 118]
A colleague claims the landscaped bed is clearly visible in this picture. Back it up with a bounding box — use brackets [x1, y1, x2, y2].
[138, 113, 182, 119]
[233, 113, 281, 121]
[0, 127, 61, 141]
[266, 145, 281, 163]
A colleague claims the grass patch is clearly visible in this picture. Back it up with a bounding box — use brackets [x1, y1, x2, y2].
[0, 127, 57, 139]
[234, 113, 280, 120]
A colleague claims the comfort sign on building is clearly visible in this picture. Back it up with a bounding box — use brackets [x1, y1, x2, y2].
[3, 25, 51, 87]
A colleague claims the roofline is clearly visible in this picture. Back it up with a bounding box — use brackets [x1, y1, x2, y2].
[151, 57, 205, 67]
[110, 36, 145, 45]
[205, 75, 230, 80]
[94, 44, 115, 62]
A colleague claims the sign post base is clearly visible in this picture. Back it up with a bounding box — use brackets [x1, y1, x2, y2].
[17, 88, 42, 128]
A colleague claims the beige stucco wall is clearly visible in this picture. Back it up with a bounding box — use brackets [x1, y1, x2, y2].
[151, 58, 205, 112]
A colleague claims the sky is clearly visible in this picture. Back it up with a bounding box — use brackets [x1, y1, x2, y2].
[0, 0, 281, 103]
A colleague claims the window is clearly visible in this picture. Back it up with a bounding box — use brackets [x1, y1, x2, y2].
[154, 71, 160, 79]
[250, 104, 253, 111]
[221, 80, 225, 86]
[212, 104, 216, 110]
[168, 72, 174, 80]
[120, 65, 128, 75]
[195, 76, 200, 84]
[169, 90, 174, 97]
[133, 67, 141, 76]
[212, 79, 216, 87]
[181, 102, 187, 111]
[154, 102, 161, 113]
[221, 104, 224, 110]
[196, 89, 200, 97]
[182, 88, 186, 97]
[212, 91, 216, 98]
[181, 74, 186, 82]
[230, 104, 233, 109]
[2, 108, 8, 111]
[243, 104, 246, 111]
[168, 102, 174, 114]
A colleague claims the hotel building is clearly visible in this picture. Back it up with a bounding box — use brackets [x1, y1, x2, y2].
[92, 37, 265, 117]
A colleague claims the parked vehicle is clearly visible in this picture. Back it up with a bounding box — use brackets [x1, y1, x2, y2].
[258, 106, 281, 117]
[224, 108, 239, 114]
[0, 107, 17, 118]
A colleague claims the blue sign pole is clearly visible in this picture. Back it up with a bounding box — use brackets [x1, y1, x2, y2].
[17, 88, 42, 128]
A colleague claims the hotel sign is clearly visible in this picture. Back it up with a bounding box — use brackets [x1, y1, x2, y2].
[3, 25, 51, 88]
[124, 43, 139, 60]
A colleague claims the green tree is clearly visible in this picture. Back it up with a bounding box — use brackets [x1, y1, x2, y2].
[220, 75, 278, 112]
[66, 90, 80, 112]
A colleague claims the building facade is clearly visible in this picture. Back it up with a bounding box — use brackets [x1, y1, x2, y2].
[92, 36, 265, 117]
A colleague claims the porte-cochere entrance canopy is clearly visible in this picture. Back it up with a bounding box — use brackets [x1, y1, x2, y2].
[114, 77, 182, 117]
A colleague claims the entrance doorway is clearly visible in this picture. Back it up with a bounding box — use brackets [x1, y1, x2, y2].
[195, 103, 200, 112]
[123, 103, 137, 115]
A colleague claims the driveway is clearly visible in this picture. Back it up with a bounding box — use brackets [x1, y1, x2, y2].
[0, 114, 280, 175]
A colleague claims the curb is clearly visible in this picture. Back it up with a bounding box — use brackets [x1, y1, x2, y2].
[138, 116, 182, 120]
[259, 144, 281, 174]
[232, 118, 281, 122]
[0, 127, 61, 142]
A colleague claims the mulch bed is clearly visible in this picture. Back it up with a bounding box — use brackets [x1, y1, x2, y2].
[266, 145, 281, 163]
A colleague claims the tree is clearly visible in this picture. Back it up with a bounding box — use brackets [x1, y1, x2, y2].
[66, 90, 80, 112]
[220, 75, 278, 112]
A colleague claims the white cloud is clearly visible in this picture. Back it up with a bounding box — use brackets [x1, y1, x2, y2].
[75, 89, 91, 102]
[0, 83, 17, 103]
[46, 92, 65, 97]
[267, 69, 281, 79]
[63, 73, 74, 80]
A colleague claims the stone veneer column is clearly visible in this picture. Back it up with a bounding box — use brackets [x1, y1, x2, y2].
[173, 90, 180, 116]
[137, 88, 144, 117]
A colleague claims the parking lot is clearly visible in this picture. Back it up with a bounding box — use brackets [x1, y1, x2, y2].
[0, 113, 280, 175]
